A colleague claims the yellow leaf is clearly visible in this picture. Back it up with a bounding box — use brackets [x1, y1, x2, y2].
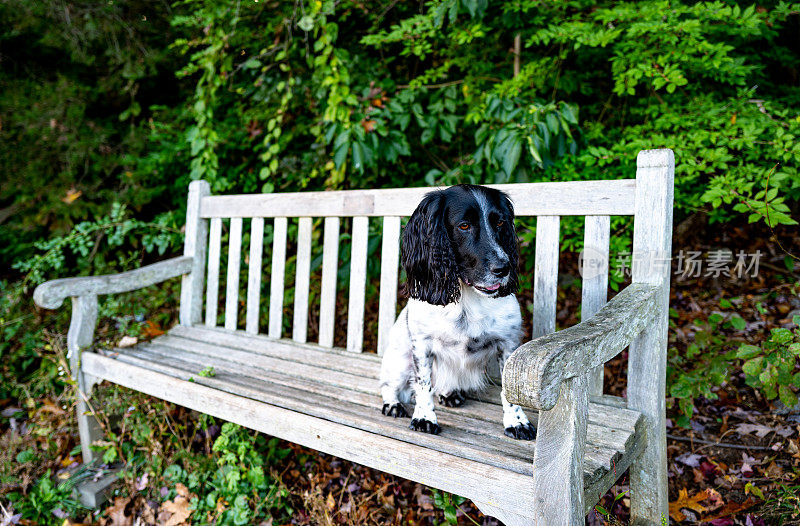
[668, 488, 708, 522]
[62, 188, 82, 204]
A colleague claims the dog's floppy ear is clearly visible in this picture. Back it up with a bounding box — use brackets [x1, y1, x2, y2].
[497, 192, 520, 297]
[401, 191, 460, 306]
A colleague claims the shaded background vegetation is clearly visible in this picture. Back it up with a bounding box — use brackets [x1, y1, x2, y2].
[1, 0, 800, 524]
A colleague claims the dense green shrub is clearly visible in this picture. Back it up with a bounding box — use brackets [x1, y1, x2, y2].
[3, 1, 798, 279]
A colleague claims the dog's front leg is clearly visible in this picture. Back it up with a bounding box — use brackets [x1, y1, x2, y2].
[409, 344, 441, 435]
[498, 347, 536, 440]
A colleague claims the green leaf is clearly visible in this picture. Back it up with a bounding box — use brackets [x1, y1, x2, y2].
[298, 15, 314, 32]
[729, 315, 746, 331]
[16, 449, 34, 463]
[502, 137, 522, 177]
[742, 357, 764, 377]
[745, 482, 765, 500]
[333, 143, 348, 168]
[779, 385, 798, 408]
[737, 344, 761, 360]
[444, 505, 458, 525]
[351, 142, 365, 171]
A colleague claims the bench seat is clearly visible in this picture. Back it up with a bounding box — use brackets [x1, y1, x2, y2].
[82, 325, 645, 516]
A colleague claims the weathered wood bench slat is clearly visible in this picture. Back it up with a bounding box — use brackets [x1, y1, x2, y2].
[147, 334, 378, 394]
[532, 215, 560, 338]
[292, 217, 313, 343]
[81, 353, 540, 519]
[346, 217, 369, 353]
[130, 341, 635, 474]
[377, 216, 401, 355]
[166, 325, 644, 432]
[224, 217, 243, 330]
[318, 217, 340, 348]
[179, 180, 210, 326]
[139, 332, 640, 437]
[111, 350, 543, 474]
[200, 180, 637, 218]
[245, 217, 265, 334]
[169, 324, 379, 372]
[268, 217, 287, 338]
[583, 215, 611, 396]
[95, 345, 641, 486]
[204, 217, 222, 327]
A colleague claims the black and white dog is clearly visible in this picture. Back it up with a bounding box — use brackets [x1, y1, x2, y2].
[379, 184, 536, 440]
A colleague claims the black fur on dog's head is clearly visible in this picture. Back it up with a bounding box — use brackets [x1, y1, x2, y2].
[401, 184, 519, 306]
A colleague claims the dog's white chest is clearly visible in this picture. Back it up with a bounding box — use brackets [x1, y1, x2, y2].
[407, 287, 523, 352]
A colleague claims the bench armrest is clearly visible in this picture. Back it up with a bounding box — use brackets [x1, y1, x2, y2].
[33, 256, 194, 309]
[502, 282, 662, 410]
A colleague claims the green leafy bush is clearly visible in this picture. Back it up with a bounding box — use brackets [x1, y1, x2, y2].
[164, 423, 293, 525]
[668, 309, 743, 426]
[738, 316, 800, 407]
[7, 470, 85, 526]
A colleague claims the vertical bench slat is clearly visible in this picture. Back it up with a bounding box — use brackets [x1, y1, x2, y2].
[318, 217, 340, 348]
[582, 215, 610, 396]
[224, 217, 243, 331]
[179, 180, 210, 326]
[532, 216, 560, 338]
[245, 217, 265, 334]
[377, 216, 401, 355]
[293, 217, 313, 343]
[205, 217, 223, 327]
[268, 217, 288, 339]
[346, 217, 369, 353]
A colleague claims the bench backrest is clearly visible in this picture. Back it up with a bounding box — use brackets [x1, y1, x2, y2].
[178, 149, 674, 397]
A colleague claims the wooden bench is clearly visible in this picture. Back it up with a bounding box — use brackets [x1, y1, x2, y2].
[34, 149, 674, 525]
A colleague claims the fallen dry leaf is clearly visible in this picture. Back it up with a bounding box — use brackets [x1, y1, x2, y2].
[735, 422, 792, 438]
[160, 483, 194, 526]
[142, 320, 165, 338]
[102, 496, 133, 526]
[701, 497, 759, 523]
[669, 488, 708, 522]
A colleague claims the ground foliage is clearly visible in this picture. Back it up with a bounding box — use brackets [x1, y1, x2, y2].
[2, 0, 800, 524]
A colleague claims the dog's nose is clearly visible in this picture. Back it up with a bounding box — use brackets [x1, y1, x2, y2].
[490, 261, 510, 278]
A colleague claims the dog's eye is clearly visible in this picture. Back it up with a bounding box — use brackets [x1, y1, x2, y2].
[497, 219, 505, 228]
[458, 222, 470, 231]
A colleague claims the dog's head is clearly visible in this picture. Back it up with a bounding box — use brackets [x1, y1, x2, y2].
[402, 184, 519, 306]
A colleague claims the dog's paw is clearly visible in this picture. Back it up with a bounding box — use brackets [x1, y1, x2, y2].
[438, 390, 465, 408]
[382, 403, 409, 418]
[504, 423, 537, 440]
[409, 418, 441, 435]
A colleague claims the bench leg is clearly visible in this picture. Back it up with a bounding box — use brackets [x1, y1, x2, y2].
[627, 309, 669, 526]
[68, 295, 102, 465]
[531, 374, 588, 525]
[628, 149, 673, 525]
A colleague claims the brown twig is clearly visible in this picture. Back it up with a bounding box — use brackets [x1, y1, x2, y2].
[666, 433, 773, 451]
